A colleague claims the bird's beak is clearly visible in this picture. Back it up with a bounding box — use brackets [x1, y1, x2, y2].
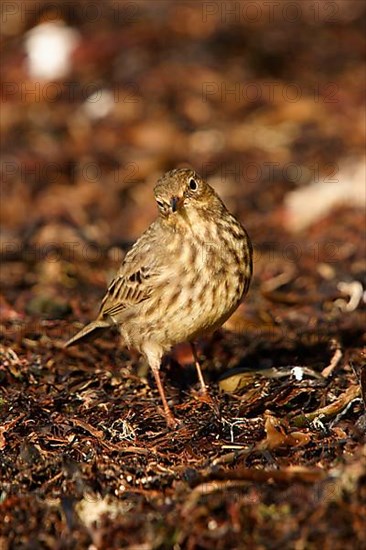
[170, 196, 183, 212]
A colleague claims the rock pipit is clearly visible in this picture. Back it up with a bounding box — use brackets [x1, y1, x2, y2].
[65, 169, 252, 426]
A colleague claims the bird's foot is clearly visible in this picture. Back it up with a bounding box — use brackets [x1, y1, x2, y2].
[163, 408, 180, 428]
[191, 388, 220, 416]
[191, 387, 213, 404]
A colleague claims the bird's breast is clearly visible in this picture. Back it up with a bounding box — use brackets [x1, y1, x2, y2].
[122, 209, 252, 352]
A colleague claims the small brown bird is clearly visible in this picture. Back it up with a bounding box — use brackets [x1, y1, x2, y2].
[65, 169, 252, 426]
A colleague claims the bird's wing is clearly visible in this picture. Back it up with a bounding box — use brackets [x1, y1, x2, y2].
[100, 265, 154, 317]
[99, 223, 161, 318]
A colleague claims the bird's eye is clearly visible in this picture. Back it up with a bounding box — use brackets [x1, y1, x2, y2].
[156, 199, 165, 208]
[189, 178, 198, 191]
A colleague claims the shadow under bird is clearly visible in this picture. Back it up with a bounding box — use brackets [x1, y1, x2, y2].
[65, 168, 253, 426]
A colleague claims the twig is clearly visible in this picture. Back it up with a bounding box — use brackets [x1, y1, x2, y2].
[322, 340, 342, 378]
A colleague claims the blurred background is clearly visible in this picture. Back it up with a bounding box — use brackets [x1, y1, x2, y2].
[1, 2, 366, 547]
[1, 0, 365, 337]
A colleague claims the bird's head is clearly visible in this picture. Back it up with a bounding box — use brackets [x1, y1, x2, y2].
[154, 168, 223, 220]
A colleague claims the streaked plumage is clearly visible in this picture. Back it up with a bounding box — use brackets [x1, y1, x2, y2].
[65, 168, 252, 426]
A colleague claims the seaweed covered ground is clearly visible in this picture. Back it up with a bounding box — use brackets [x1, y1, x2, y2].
[1, 1, 365, 548]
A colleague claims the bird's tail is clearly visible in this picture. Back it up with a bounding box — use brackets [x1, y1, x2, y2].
[65, 318, 111, 348]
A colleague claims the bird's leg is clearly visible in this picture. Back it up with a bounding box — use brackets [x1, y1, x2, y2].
[150, 362, 178, 428]
[190, 342, 207, 394]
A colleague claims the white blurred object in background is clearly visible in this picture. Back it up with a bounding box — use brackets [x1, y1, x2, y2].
[82, 89, 114, 120]
[25, 20, 80, 80]
[285, 158, 366, 232]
